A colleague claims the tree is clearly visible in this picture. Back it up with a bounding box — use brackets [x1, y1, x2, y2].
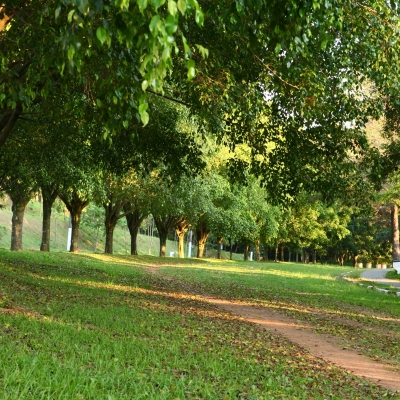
[3, 1, 400, 211]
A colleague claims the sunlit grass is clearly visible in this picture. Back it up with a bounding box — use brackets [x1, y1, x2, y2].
[157, 259, 400, 371]
[0, 250, 398, 399]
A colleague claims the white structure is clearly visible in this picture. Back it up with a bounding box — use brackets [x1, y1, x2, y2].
[393, 260, 400, 273]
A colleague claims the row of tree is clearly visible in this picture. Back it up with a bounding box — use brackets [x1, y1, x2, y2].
[0, 104, 394, 266]
[1, 1, 400, 265]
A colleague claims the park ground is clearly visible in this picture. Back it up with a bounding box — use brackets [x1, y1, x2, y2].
[1, 250, 400, 399]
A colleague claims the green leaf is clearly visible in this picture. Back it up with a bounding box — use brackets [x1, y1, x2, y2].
[165, 14, 178, 35]
[77, 0, 89, 15]
[139, 102, 148, 114]
[67, 45, 75, 60]
[141, 110, 149, 126]
[168, 0, 178, 16]
[187, 59, 195, 80]
[195, 44, 209, 58]
[120, 0, 130, 10]
[138, 0, 148, 12]
[149, 15, 160, 36]
[275, 43, 281, 54]
[177, 0, 187, 14]
[96, 27, 107, 45]
[142, 80, 149, 91]
[195, 9, 204, 26]
[151, 0, 165, 11]
[67, 9, 75, 23]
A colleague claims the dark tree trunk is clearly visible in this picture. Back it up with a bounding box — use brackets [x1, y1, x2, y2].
[288, 248, 291, 262]
[58, 191, 89, 253]
[263, 245, 269, 261]
[217, 237, 223, 259]
[104, 201, 126, 255]
[280, 244, 284, 261]
[313, 249, 317, 264]
[275, 247, 278, 262]
[40, 186, 58, 251]
[392, 203, 400, 261]
[10, 195, 31, 250]
[195, 219, 210, 259]
[229, 238, 233, 260]
[105, 224, 116, 254]
[244, 244, 249, 261]
[0, 104, 23, 147]
[296, 252, 299, 262]
[124, 203, 147, 255]
[154, 215, 178, 257]
[175, 219, 188, 258]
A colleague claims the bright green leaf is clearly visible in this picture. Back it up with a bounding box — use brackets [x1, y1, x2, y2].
[67, 9, 75, 22]
[67, 45, 75, 60]
[187, 59, 195, 80]
[141, 110, 149, 126]
[96, 27, 107, 45]
[168, 0, 178, 16]
[177, 0, 187, 14]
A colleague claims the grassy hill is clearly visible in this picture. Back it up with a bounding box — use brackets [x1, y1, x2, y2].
[0, 198, 239, 260]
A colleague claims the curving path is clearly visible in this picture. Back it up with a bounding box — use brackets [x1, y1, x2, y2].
[147, 266, 400, 392]
[361, 268, 400, 288]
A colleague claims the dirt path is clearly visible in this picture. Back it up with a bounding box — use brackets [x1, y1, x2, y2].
[146, 266, 400, 392]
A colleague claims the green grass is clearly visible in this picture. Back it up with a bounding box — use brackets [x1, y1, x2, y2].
[158, 261, 400, 371]
[387, 270, 400, 280]
[0, 250, 398, 399]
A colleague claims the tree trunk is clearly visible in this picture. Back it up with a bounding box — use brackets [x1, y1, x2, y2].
[176, 219, 188, 258]
[313, 249, 317, 264]
[154, 215, 177, 257]
[244, 244, 249, 261]
[105, 223, 116, 254]
[392, 203, 400, 261]
[70, 210, 83, 253]
[124, 203, 147, 255]
[288, 248, 291, 262]
[58, 191, 89, 253]
[229, 238, 233, 260]
[274, 247, 278, 262]
[352, 254, 358, 268]
[195, 219, 210, 259]
[254, 240, 260, 261]
[216, 237, 223, 259]
[263, 245, 269, 261]
[104, 201, 125, 255]
[10, 197, 31, 250]
[40, 186, 58, 251]
[338, 253, 345, 266]
[280, 244, 284, 261]
[296, 252, 299, 262]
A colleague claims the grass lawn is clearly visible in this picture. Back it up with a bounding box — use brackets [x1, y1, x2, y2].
[0, 250, 399, 399]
